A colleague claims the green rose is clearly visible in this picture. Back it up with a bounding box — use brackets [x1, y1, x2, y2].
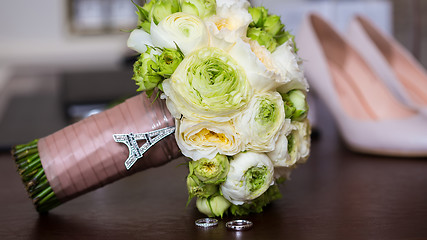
[156, 47, 184, 78]
[190, 154, 230, 184]
[132, 49, 163, 93]
[149, 0, 180, 24]
[187, 174, 217, 200]
[180, 0, 216, 19]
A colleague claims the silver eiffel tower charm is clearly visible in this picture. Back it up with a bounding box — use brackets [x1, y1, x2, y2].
[113, 126, 176, 170]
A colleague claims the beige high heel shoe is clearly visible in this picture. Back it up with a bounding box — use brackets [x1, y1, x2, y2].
[296, 13, 427, 156]
[347, 15, 427, 115]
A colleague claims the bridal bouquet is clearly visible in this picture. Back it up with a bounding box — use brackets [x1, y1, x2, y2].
[126, 0, 310, 217]
[12, 0, 309, 217]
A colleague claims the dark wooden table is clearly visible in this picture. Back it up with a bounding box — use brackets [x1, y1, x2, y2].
[1, 102, 427, 240]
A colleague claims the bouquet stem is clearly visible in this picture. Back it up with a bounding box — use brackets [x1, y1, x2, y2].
[12, 139, 60, 213]
[10, 94, 179, 213]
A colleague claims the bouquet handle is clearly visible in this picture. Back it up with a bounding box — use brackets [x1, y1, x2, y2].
[13, 94, 181, 212]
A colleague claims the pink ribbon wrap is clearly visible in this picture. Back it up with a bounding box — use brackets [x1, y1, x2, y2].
[37, 94, 181, 202]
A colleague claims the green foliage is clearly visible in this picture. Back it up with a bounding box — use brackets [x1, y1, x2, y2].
[229, 184, 282, 216]
[132, 46, 183, 96]
[247, 6, 295, 52]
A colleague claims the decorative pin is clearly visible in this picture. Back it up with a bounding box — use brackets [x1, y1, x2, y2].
[113, 126, 176, 170]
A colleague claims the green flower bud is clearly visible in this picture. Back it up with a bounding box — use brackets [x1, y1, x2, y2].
[196, 195, 231, 218]
[248, 6, 268, 28]
[132, 49, 163, 92]
[156, 48, 184, 78]
[133, 1, 152, 33]
[187, 174, 218, 199]
[180, 0, 216, 19]
[247, 6, 296, 50]
[289, 90, 308, 121]
[282, 90, 308, 121]
[150, 0, 180, 24]
[263, 14, 284, 36]
[289, 90, 308, 119]
[191, 154, 230, 184]
[247, 27, 277, 52]
[143, 0, 156, 12]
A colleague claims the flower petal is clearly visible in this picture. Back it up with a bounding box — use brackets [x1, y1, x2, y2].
[150, 12, 210, 55]
[127, 29, 153, 53]
[176, 118, 244, 160]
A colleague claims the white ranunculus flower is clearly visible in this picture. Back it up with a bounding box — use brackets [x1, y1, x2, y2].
[269, 119, 310, 167]
[227, 38, 279, 92]
[205, 0, 252, 44]
[127, 29, 154, 53]
[272, 40, 308, 93]
[163, 47, 252, 122]
[220, 152, 274, 205]
[267, 119, 296, 167]
[150, 12, 210, 55]
[234, 91, 286, 152]
[176, 118, 244, 161]
[216, 0, 249, 8]
[227, 38, 305, 93]
[293, 119, 311, 164]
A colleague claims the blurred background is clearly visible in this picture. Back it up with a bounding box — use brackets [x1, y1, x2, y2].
[0, 0, 426, 150]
